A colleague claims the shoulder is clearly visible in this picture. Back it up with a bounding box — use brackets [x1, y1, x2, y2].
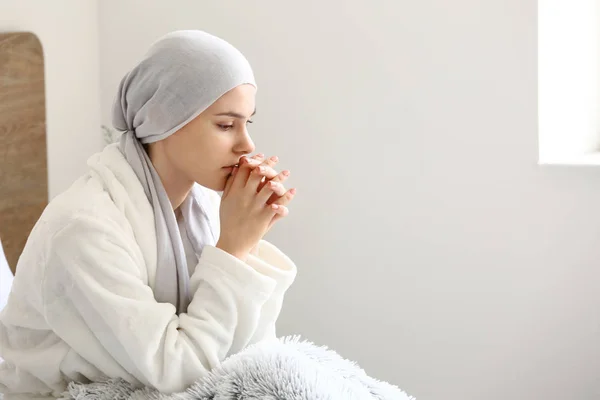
[10, 172, 141, 303]
[25, 163, 145, 274]
[38, 144, 152, 245]
[39, 175, 129, 240]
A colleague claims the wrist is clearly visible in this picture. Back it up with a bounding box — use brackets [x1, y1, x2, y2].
[216, 239, 249, 262]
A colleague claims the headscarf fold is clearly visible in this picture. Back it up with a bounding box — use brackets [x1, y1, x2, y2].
[111, 30, 256, 314]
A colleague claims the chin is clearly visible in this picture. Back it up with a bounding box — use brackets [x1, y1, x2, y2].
[193, 168, 231, 192]
[213, 181, 227, 192]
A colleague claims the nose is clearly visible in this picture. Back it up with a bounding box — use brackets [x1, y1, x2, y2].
[234, 130, 255, 155]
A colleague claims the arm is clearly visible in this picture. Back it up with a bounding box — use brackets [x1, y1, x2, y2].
[230, 240, 297, 350]
[42, 214, 292, 393]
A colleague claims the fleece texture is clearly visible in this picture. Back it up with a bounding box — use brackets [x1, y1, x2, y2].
[60, 336, 414, 400]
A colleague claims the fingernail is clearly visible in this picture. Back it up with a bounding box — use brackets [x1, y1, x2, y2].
[269, 181, 278, 188]
[256, 153, 265, 158]
[258, 166, 265, 173]
[290, 188, 296, 195]
[272, 204, 280, 210]
[282, 170, 290, 176]
[270, 156, 279, 162]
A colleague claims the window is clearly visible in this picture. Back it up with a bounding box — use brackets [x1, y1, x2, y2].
[538, 0, 600, 165]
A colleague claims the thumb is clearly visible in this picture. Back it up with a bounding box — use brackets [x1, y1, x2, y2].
[223, 167, 238, 198]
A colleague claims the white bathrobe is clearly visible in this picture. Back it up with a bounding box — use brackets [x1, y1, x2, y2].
[0, 144, 296, 399]
[0, 240, 12, 312]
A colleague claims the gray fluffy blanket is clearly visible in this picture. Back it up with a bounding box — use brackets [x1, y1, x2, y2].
[59, 336, 414, 400]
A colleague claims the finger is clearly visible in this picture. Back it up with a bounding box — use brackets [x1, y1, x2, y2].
[266, 187, 294, 229]
[270, 187, 296, 207]
[238, 153, 264, 165]
[250, 153, 265, 162]
[253, 165, 279, 192]
[253, 156, 279, 189]
[260, 201, 280, 221]
[238, 155, 263, 167]
[258, 169, 290, 192]
[246, 165, 267, 193]
[256, 167, 288, 193]
[270, 204, 289, 217]
[271, 169, 290, 183]
[268, 204, 289, 228]
[223, 166, 238, 197]
[273, 188, 297, 206]
[253, 165, 279, 180]
[260, 156, 280, 182]
[234, 157, 262, 190]
[262, 155, 279, 169]
[257, 180, 286, 204]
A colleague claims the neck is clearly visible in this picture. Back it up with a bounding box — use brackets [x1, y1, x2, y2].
[147, 144, 194, 211]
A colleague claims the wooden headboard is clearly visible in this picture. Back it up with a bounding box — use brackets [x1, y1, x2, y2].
[0, 32, 48, 275]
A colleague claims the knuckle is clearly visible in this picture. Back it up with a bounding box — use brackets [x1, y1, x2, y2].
[269, 181, 281, 191]
[266, 166, 277, 176]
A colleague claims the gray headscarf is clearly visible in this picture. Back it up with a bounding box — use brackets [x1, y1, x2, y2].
[112, 30, 257, 314]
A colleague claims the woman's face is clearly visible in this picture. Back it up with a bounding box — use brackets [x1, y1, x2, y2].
[152, 84, 257, 191]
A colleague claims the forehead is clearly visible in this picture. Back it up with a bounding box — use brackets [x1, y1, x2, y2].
[210, 84, 256, 111]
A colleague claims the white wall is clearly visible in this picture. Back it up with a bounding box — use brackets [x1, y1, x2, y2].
[98, 1, 600, 399]
[0, 0, 102, 199]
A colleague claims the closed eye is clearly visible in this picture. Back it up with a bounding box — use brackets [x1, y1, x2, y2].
[217, 120, 253, 131]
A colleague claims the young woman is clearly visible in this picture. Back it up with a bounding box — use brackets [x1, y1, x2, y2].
[0, 30, 297, 399]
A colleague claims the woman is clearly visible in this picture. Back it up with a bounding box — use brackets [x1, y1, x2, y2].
[0, 30, 297, 399]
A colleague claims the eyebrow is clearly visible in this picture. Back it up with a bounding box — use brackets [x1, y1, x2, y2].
[214, 109, 256, 119]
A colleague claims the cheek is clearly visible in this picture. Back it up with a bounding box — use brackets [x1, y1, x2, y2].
[186, 136, 229, 172]
[163, 134, 201, 171]
[167, 124, 234, 171]
[203, 132, 234, 158]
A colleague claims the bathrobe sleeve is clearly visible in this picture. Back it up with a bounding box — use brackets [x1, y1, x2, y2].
[41, 213, 296, 394]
